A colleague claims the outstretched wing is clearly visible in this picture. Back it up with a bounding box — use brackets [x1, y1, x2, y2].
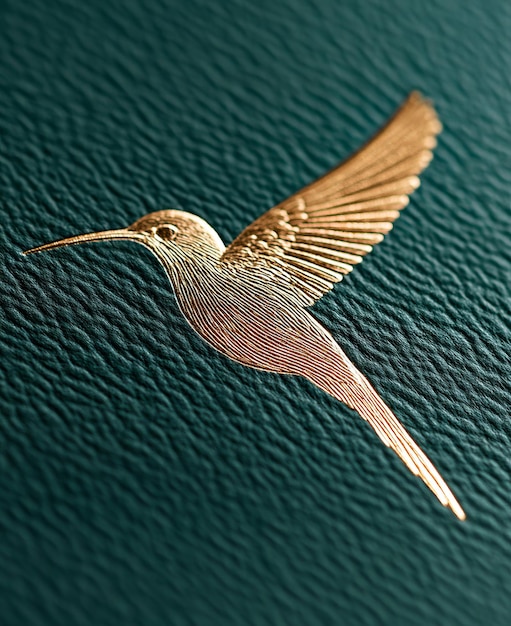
[221, 92, 441, 305]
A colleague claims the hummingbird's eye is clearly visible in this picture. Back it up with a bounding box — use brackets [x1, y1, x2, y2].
[154, 224, 178, 241]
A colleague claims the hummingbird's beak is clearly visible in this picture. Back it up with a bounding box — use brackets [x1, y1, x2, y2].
[22, 228, 142, 256]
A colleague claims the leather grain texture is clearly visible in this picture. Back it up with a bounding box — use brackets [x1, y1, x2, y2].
[1, 0, 511, 624]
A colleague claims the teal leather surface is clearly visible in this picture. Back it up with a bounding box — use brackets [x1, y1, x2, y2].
[1, 0, 511, 624]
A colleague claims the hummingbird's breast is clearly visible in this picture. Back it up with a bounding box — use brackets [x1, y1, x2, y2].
[171, 260, 335, 375]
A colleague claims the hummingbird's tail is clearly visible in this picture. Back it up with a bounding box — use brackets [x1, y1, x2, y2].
[305, 354, 466, 520]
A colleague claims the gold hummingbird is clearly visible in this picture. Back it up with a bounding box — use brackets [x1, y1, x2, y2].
[24, 92, 466, 520]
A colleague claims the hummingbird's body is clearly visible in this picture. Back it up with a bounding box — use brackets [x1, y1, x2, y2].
[24, 93, 467, 519]
[151, 212, 359, 386]
[167, 231, 330, 374]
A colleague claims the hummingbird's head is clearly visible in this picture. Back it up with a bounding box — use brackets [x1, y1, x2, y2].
[128, 210, 225, 257]
[23, 210, 226, 262]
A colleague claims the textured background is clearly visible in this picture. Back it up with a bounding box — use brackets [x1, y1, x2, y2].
[1, 0, 511, 624]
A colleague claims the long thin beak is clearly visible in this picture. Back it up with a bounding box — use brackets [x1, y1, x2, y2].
[22, 229, 142, 255]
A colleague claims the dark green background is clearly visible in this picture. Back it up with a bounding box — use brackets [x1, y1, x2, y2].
[1, 0, 511, 624]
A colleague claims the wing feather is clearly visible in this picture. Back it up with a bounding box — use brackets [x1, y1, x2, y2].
[221, 92, 441, 305]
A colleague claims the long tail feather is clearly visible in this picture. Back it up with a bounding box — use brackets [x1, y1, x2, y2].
[306, 351, 466, 520]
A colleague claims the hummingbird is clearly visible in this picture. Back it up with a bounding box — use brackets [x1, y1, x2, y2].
[24, 92, 466, 520]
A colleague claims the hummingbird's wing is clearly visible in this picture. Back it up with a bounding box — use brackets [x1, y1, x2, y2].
[221, 92, 441, 305]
